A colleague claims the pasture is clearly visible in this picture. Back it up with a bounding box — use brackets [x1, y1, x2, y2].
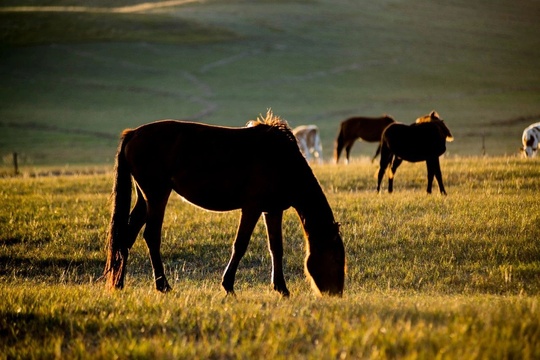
[1, 0, 539, 358]
[1, 157, 539, 358]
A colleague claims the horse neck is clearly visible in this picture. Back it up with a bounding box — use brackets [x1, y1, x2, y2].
[292, 174, 337, 250]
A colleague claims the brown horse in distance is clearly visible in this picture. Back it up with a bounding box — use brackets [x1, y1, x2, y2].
[334, 115, 395, 164]
[104, 111, 345, 297]
[376, 111, 454, 194]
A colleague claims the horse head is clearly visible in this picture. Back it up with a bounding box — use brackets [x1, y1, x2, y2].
[383, 114, 395, 123]
[521, 124, 540, 157]
[416, 111, 454, 142]
[304, 223, 345, 296]
[522, 137, 538, 157]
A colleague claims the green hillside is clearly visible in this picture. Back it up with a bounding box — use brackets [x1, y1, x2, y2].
[1, 0, 539, 165]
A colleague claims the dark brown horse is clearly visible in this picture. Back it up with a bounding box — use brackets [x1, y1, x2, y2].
[104, 111, 345, 297]
[334, 115, 395, 164]
[376, 111, 454, 194]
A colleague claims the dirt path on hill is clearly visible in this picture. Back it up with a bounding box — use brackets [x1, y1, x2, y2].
[0, 0, 201, 13]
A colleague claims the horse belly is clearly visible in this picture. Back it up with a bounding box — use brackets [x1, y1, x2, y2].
[171, 169, 291, 213]
[171, 171, 248, 211]
[391, 143, 445, 162]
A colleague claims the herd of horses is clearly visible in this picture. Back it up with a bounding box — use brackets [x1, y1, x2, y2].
[103, 109, 534, 297]
[298, 110, 453, 194]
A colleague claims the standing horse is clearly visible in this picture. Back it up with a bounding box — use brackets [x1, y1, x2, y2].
[334, 115, 395, 164]
[292, 125, 323, 164]
[104, 111, 345, 297]
[376, 111, 454, 194]
[520, 122, 540, 157]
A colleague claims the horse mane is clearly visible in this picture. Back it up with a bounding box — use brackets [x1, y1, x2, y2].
[247, 109, 288, 127]
[246, 109, 297, 144]
[413, 111, 454, 142]
[415, 111, 441, 123]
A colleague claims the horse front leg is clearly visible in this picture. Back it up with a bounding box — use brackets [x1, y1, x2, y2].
[143, 193, 172, 292]
[431, 157, 447, 195]
[345, 143, 353, 164]
[222, 209, 261, 295]
[263, 211, 289, 297]
[425, 158, 436, 194]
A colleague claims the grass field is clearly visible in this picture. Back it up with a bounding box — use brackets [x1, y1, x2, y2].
[1, 157, 539, 358]
[1, 0, 540, 166]
[1, 1, 539, 358]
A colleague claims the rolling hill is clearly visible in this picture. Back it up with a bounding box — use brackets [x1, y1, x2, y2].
[1, 0, 539, 164]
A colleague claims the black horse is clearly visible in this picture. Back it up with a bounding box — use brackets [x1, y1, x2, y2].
[104, 110, 345, 297]
[376, 111, 454, 194]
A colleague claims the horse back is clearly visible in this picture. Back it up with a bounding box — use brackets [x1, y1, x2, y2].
[523, 122, 540, 145]
[382, 122, 447, 162]
[341, 116, 395, 142]
[122, 120, 309, 212]
[293, 125, 319, 146]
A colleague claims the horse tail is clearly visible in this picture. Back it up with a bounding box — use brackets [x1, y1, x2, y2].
[334, 126, 345, 163]
[372, 144, 382, 163]
[386, 165, 394, 179]
[378, 139, 394, 178]
[104, 129, 135, 289]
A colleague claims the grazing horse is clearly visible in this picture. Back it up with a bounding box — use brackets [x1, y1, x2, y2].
[292, 125, 323, 164]
[376, 111, 454, 194]
[104, 111, 345, 297]
[334, 115, 395, 164]
[520, 122, 540, 157]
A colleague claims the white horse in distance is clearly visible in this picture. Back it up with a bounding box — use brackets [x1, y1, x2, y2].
[521, 122, 540, 157]
[292, 125, 323, 164]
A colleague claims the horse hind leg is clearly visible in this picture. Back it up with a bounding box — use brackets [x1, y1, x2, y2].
[377, 148, 392, 193]
[263, 211, 289, 297]
[334, 130, 345, 164]
[314, 135, 323, 164]
[388, 157, 403, 193]
[222, 209, 261, 295]
[127, 187, 148, 247]
[113, 188, 148, 289]
[142, 189, 172, 292]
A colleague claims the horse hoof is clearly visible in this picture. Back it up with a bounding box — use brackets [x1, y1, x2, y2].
[156, 277, 172, 293]
[156, 285, 172, 293]
[112, 282, 124, 290]
[274, 285, 290, 297]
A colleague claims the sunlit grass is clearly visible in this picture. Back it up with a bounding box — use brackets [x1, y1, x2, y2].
[1, 157, 539, 358]
[1, 283, 538, 359]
